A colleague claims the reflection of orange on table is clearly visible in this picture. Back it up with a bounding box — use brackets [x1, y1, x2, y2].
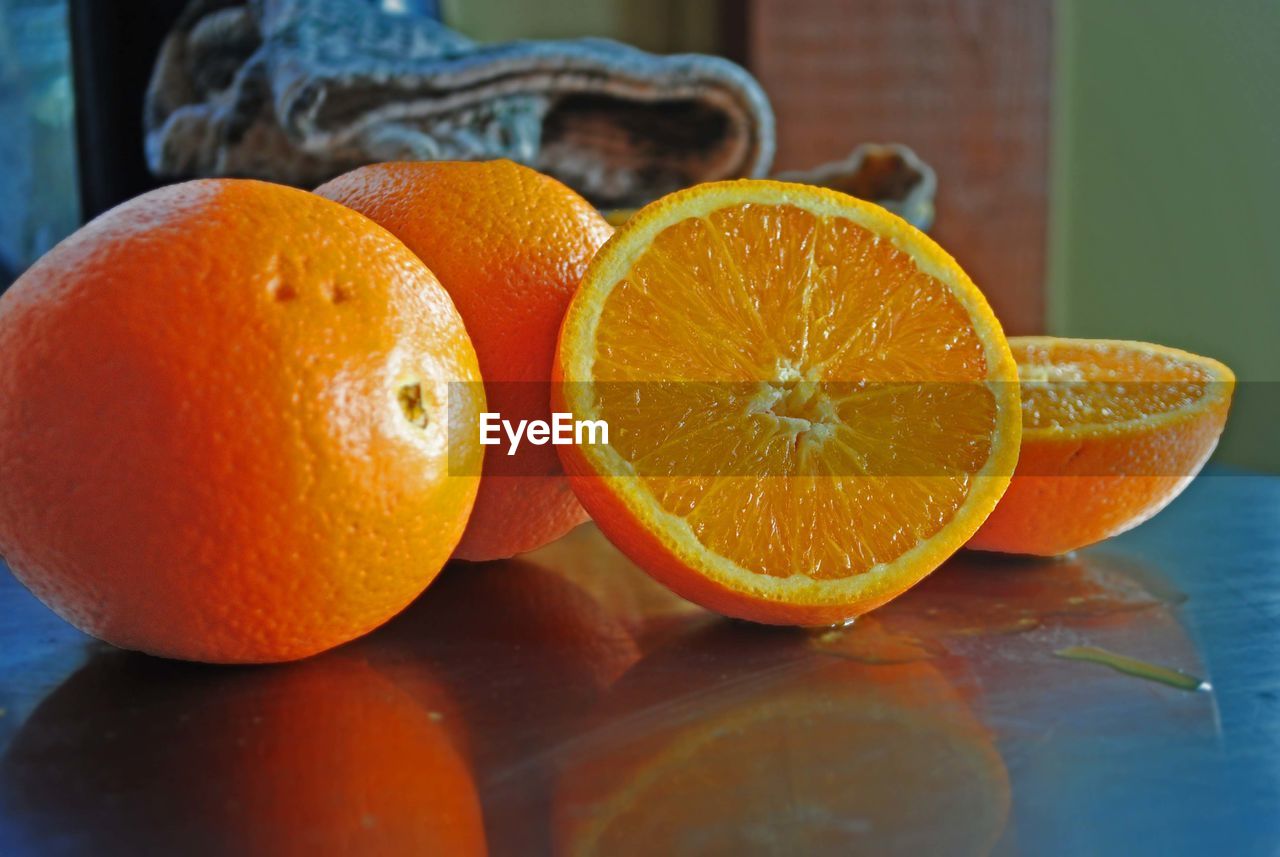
[812, 549, 1187, 675]
[525, 524, 710, 650]
[554, 624, 1010, 856]
[1, 653, 485, 856]
[814, 548, 1212, 734]
[381, 557, 642, 711]
[366, 557, 642, 856]
[875, 550, 1172, 642]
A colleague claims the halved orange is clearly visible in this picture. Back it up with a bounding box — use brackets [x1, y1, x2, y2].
[553, 180, 1021, 626]
[968, 337, 1234, 556]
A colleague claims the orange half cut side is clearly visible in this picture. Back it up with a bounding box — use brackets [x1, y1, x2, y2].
[554, 180, 1021, 625]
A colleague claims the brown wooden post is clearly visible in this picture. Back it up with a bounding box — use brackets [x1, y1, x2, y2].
[744, 0, 1052, 334]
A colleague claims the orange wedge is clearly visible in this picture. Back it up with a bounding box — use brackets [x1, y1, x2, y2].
[553, 180, 1021, 626]
[969, 337, 1234, 556]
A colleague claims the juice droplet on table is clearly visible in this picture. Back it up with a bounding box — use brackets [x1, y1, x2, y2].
[1053, 645, 1210, 692]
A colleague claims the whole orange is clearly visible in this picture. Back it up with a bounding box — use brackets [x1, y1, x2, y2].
[316, 160, 612, 561]
[0, 179, 484, 663]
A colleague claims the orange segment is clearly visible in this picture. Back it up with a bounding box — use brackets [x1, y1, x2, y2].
[554, 180, 1021, 626]
[968, 337, 1234, 556]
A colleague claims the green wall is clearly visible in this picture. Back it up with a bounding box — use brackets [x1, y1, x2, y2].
[1051, 0, 1280, 471]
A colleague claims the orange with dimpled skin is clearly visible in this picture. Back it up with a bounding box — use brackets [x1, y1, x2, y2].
[0, 179, 484, 663]
[316, 160, 613, 561]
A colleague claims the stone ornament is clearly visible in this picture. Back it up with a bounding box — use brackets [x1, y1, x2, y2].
[774, 143, 938, 232]
[144, 0, 776, 208]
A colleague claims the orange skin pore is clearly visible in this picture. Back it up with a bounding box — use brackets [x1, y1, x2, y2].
[0, 179, 484, 663]
[317, 160, 613, 561]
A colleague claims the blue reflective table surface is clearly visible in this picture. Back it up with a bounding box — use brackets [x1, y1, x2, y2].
[1, 472, 1277, 855]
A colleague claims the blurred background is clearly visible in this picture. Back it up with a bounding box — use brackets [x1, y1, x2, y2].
[0, 0, 1274, 470]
